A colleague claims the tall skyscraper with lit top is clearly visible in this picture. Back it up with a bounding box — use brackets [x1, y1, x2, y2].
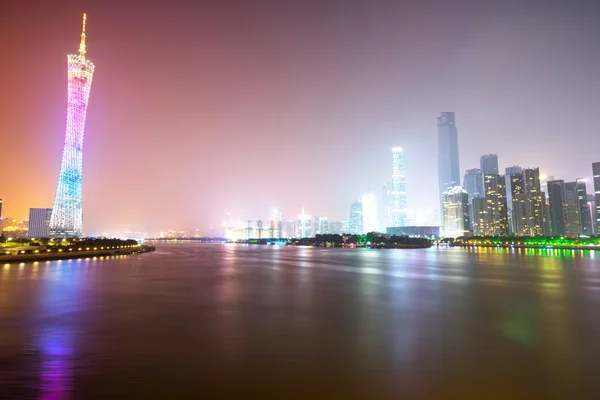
[49, 14, 95, 238]
[390, 147, 407, 227]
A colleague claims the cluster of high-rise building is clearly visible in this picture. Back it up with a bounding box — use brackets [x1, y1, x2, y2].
[219, 209, 343, 240]
[438, 112, 600, 238]
[347, 147, 409, 235]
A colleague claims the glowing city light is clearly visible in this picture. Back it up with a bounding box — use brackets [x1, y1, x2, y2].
[391, 147, 407, 227]
[49, 13, 95, 238]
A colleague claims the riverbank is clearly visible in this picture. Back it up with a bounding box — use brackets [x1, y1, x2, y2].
[0, 245, 155, 264]
[451, 243, 600, 251]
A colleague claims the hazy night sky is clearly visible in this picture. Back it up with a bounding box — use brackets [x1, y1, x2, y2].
[2, 0, 600, 235]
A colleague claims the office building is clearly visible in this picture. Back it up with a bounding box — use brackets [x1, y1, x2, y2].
[564, 182, 582, 236]
[348, 201, 363, 235]
[593, 162, 600, 232]
[49, 14, 95, 238]
[437, 112, 461, 210]
[547, 180, 567, 236]
[391, 147, 407, 227]
[28, 208, 53, 238]
[576, 179, 592, 236]
[361, 193, 378, 233]
[442, 186, 470, 238]
[480, 154, 499, 176]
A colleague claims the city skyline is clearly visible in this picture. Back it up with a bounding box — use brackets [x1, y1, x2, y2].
[3, 1, 600, 235]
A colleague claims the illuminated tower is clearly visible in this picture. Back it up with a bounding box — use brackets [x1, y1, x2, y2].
[391, 147, 407, 227]
[49, 14, 95, 238]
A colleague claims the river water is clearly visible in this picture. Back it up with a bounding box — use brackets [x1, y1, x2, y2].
[1, 243, 600, 399]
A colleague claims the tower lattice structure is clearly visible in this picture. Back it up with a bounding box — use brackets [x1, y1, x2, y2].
[49, 13, 95, 238]
[391, 147, 407, 227]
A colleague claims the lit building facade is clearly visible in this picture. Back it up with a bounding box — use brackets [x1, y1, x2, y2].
[386, 226, 440, 238]
[348, 200, 363, 234]
[437, 112, 461, 212]
[593, 162, 600, 233]
[442, 186, 470, 238]
[391, 147, 407, 227]
[510, 168, 544, 236]
[472, 197, 486, 236]
[482, 174, 508, 236]
[49, 14, 95, 238]
[361, 193, 378, 233]
[317, 217, 329, 235]
[28, 208, 53, 238]
[297, 211, 313, 238]
[564, 182, 582, 236]
[505, 165, 522, 234]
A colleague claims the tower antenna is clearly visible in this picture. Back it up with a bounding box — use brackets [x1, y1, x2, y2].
[79, 13, 87, 57]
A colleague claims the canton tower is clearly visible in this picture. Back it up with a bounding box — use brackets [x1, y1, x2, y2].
[49, 13, 95, 238]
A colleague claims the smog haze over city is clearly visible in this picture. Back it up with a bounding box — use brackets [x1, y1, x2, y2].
[2, 0, 600, 236]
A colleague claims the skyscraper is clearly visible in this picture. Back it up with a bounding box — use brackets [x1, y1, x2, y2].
[437, 112, 460, 210]
[318, 217, 329, 235]
[480, 154, 499, 176]
[593, 162, 600, 231]
[505, 165, 522, 234]
[296, 210, 312, 238]
[442, 186, 470, 238]
[391, 147, 407, 227]
[547, 180, 567, 236]
[564, 181, 582, 236]
[348, 201, 363, 235]
[472, 197, 486, 236]
[361, 193, 378, 233]
[49, 14, 95, 238]
[28, 208, 53, 238]
[482, 174, 508, 236]
[587, 194, 597, 234]
[510, 168, 544, 236]
[575, 179, 592, 236]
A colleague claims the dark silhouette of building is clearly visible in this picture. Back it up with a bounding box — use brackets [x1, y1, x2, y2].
[547, 180, 567, 236]
[575, 179, 592, 236]
[480, 154, 499, 176]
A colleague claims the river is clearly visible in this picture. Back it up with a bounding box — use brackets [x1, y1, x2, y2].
[1, 243, 599, 399]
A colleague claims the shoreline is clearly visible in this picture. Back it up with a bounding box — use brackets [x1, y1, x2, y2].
[0, 245, 155, 264]
[450, 243, 600, 251]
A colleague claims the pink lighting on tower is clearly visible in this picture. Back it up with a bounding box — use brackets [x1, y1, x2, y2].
[49, 13, 95, 238]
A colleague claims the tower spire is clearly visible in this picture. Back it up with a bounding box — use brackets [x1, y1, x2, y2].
[78, 13, 87, 57]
